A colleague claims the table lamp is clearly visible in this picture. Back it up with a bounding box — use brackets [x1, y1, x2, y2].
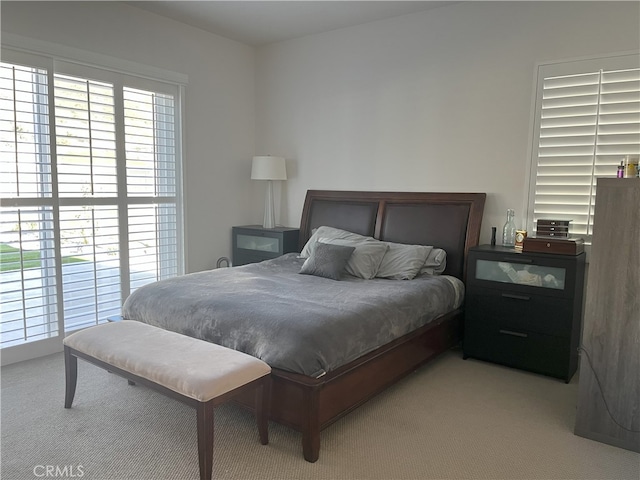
[251, 156, 287, 229]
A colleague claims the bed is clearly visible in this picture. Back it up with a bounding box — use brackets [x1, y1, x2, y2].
[123, 190, 486, 462]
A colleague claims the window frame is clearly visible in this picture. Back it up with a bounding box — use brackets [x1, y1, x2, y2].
[1, 44, 186, 365]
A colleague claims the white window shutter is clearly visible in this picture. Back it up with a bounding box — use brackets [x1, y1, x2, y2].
[54, 74, 117, 198]
[124, 87, 179, 292]
[0, 62, 58, 347]
[530, 56, 640, 243]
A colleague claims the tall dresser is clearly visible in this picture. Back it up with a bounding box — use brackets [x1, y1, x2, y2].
[574, 178, 640, 453]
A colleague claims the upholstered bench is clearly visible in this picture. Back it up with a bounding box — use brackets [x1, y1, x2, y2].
[63, 320, 271, 480]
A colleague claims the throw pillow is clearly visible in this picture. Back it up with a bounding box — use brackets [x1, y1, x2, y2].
[318, 237, 389, 280]
[299, 241, 355, 280]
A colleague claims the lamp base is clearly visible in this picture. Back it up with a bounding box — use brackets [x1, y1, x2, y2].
[263, 180, 276, 229]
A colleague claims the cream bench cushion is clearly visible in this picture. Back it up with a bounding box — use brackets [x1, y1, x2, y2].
[63, 320, 271, 402]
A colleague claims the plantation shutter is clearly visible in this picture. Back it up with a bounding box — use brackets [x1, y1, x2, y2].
[0, 56, 59, 348]
[124, 87, 179, 291]
[53, 73, 122, 330]
[50, 65, 182, 327]
[529, 54, 640, 243]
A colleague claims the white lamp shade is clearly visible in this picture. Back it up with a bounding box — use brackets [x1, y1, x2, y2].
[251, 156, 287, 181]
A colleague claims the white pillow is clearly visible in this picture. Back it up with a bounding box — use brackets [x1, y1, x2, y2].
[316, 237, 389, 280]
[420, 248, 447, 276]
[376, 243, 433, 280]
[300, 226, 373, 258]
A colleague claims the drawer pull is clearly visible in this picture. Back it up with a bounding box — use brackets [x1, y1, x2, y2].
[501, 293, 531, 301]
[499, 329, 528, 338]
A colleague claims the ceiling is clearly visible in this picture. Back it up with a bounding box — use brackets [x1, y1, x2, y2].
[126, 1, 455, 46]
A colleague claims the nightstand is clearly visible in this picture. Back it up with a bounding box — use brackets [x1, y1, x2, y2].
[232, 225, 300, 266]
[463, 245, 585, 382]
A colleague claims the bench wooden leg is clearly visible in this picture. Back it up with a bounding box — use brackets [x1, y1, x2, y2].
[64, 346, 78, 409]
[256, 376, 271, 445]
[196, 401, 214, 480]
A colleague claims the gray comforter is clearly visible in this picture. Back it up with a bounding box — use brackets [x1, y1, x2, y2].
[122, 253, 464, 378]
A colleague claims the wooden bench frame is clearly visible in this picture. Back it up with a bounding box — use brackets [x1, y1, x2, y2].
[64, 345, 271, 480]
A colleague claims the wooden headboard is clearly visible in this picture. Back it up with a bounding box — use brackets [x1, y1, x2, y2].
[299, 190, 486, 281]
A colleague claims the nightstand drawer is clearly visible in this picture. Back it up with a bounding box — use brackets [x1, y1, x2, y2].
[236, 233, 281, 253]
[463, 325, 571, 381]
[465, 287, 572, 337]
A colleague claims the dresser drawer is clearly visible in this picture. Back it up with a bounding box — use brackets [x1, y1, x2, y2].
[467, 247, 584, 299]
[465, 286, 572, 337]
[463, 325, 571, 381]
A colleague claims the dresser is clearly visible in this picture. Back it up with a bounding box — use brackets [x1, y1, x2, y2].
[574, 178, 640, 452]
[232, 225, 300, 266]
[463, 245, 585, 382]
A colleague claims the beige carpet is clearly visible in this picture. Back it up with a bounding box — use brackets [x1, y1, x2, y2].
[1, 348, 638, 480]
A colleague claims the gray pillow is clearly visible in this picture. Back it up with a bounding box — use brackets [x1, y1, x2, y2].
[376, 243, 433, 280]
[299, 241, 355, 280]
[420, 248, 447, 275]
[300, 226, 372, 258]
[318, 237, 389, 280]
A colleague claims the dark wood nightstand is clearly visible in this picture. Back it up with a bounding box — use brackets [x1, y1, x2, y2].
[463, 245, 585, 382]
[232, 225, 300, 266]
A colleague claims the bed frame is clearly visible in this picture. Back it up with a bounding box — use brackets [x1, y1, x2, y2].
[237, 190, 486, 462]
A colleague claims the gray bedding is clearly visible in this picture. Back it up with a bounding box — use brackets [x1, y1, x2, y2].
[122, 253, 464, 378]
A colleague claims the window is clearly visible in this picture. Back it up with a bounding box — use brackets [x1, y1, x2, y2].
[0, 50, 183, 359]
[527, 54, 640, 243]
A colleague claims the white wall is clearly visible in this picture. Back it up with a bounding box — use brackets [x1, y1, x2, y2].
[1, 1, 256, 273]
[255, 1, 640, 242]
[2, 1, 639, 262]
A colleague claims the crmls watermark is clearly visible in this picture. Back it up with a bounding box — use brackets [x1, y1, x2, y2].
[33, 465, 85, 478]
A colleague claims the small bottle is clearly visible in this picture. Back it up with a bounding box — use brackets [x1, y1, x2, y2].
[617, 161, 625, 178]
[624, 155, 639, 178]
[502, 209, 516, 247]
